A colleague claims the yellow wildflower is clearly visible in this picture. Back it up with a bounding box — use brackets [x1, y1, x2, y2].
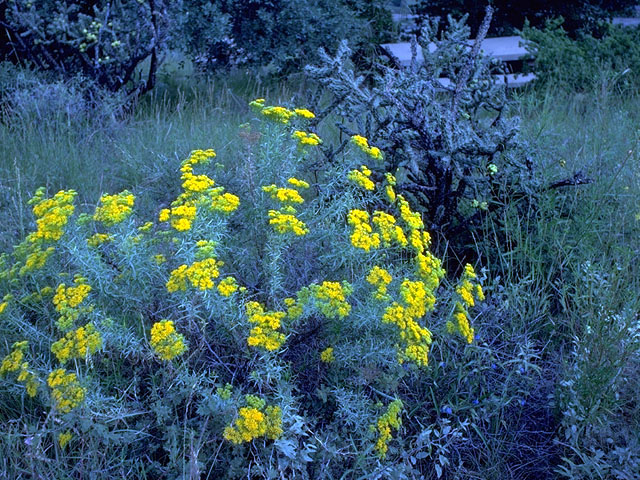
[246, 302, 286, 351]
[374, 399, 403, 459]
[287, 177, 310, 189]
[223, 398, 283, 444]
[26, 188, 76, 244]
[292, 130, 322, 147]
[93, 191, 135, 226]
[47, 369, 86, 413]
[372, 211, 408, 247]
[58, 431, 72, 449]
[309, 281, 352, 319]
[366, 266, 393, 300]
[262, 184, 304, 205]
[347, 209, 380, 252]
[50, 323, 102, 364]
[397, 195, 424, 230]
[320, 347, 335, 363]
[261, 106, 295, 124]
[294, 108, 315, 119]
[351, 135, 384, 160]
[19, 245, 55, 276]
[0, 341, 27, 377]
[150, 320, 187, 361]
[348, 165, 375, 191]
[217, 276, 238, 297]
[87, 233, 112, 247]
[53, 276, 92, 331]
[267, 210, 309, 236]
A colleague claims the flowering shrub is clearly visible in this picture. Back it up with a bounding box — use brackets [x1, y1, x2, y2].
[0, 99, 489, 478]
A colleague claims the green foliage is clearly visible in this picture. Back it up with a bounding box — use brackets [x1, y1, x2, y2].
[306, 13, 538, 260]
[0, 0, 177, 96]
[176, 0, 394, 74]
[522, 19, 640, 93]
[414, 0, 637, 35]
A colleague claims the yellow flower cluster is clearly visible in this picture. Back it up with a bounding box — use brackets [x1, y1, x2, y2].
[287, 177, 310, 189]
[51, 323, 102, 364]
[284, 296, 304, 319]
[267, 210, 309, 236]
[397, 195, 424, 230]
[381, 280, 434, 367]
[347, 209, 380, 251]
[249, 98, 266, 111]
[366, 266, 393, 300]
[47, 368, 86, 413]
[292, 130, 322, 147]
[53, 276, 92, 331]
[309, 281, 352, 319]
[166, 258, 222, 292]
[19, 245, 55, 276]
[347, 165, 375, 191]
[217, 276, 239, 297]
[93, 190, 135, 226]
[245, 301, 286, 351]
[251, 99, 315, 124]
[0, 296, 8, 315]
[150, 320, 187, 361]
[138, 221, 153, 232]
[294, 108, 315, 119]
[26, 188, 76, 243]
[320, 347, 335, 363]
[351, 135, 383, 161]
[261, 105, 296, 124]
[372, 211, 408, 247]
[384, 173, 397, 202]
[263, 181, 309, 236]
[223, 395, 283, 444]
[216, 383, 233, 400]
[0, 341, 39, 397]
[58, 431, 72, 449]
[87, 233, 112, 247]
[159, 199, 197, 232]
[447, 264, 484, 344]
[262, 184, 304, 205]
[374, 399, 403, 459]
[159, 149, 239, 231]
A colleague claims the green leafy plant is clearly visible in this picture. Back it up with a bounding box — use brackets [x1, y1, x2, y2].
[521, 18, 640, 94]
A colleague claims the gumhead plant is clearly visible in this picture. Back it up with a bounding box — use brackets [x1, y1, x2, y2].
[305, 7, 538, 262]
[0, 99, 490, 478]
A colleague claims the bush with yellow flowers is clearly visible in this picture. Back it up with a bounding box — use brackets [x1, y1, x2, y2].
[0, 99, 502, 479]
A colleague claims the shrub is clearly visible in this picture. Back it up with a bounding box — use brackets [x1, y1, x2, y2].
[0, 0, 177, 96]
[176, 0, 394, 74]
[0, 98, 519, 478]
[305, 11, 538, 263]
[521, 19, 640, 93]
[414, 0, 637, 35]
